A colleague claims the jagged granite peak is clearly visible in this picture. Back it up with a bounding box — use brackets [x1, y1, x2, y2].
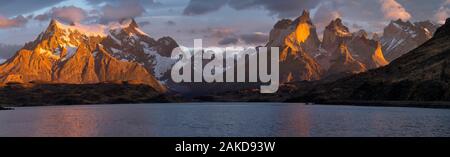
[268, 10, 321, 55]
[155, 36, 179, 57]
[294, 9, 313, 24]
[115, 18, 149, 37]
[273, 19, 293, 29]
[381, 18, 439, 61]
[347, 35, 389, 69]
[279, 46, 323, 83]
[415, 20, 438, 34]
[48, 19, 59, 29]
[326, 18, 351, 35]
[326, 43, 367, 76]
[123, 18, 139, 29]
[266, 10, 323, 83]
[322, 18, 352, 51]
[354, 29, 369, 39]
[372, 33, 381, 41]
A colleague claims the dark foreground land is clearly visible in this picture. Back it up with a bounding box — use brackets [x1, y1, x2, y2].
[194, 94, 450, 109]
[192, 81, 450, 109]
[0, 83, 179, 107]
[0, 106, 13, 110]
[0, 82, 449, 109]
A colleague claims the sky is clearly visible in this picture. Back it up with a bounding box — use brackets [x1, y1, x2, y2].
[0, 0, 448, 47]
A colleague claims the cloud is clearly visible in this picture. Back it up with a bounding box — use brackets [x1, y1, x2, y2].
[35, 6, 88, 23]
[51, 6, 87, 23]
[218, 36, 239, 45]
[138, 21, 151, 27]
[86, 0, 160, 7]
[214, 31, 269, 46]
[313, 1, 342, 33]
[0, 0, 64, 17]
[99, 0, 146, 23]
[395, 0, 443, 21]
[0, 15, 29, 29]
[203, 27, 236, 38]
[183, 0, 228, 15]
[379, 0, 411, 20]
[352, 23, 364, 30]
[434, 0, 450, 24]
[308, 0, 419, 33]
[183, 0, 321, 18]
[239, 32, 268, 45]
[34, 14, 50, 22]
[231, 0, 320, 18]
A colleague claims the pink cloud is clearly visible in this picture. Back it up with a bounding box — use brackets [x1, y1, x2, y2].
[0, 15, 28, 29]
[313, 2, 342, 33]
[379, 0, 411, 20]
[100, 0, 145, 22]
[51, 6, 87, 23]
[35, 6, 88, 23]
[434, 0, 450, 24]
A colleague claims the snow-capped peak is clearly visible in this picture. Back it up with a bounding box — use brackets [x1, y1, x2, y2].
[381, 19, 439, 61]
[48, 19, 107, 37]
[109, 18, 149, 36]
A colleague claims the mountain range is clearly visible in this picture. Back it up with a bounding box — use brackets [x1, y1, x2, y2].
[266, 11, 392, 83]
[263, 10, 441, 86]
[0, 19, 177, 93]
[380, 19, 439, 61]
[0, 10, 446, 105]
[288, 18, 450, 102]
[205, 17, 450, 104]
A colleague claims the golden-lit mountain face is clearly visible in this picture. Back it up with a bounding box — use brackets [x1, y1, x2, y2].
[0, 19, 171, 93]
[267, 10, 323, 83]
[266, 10, 392, 82]
[372, 43, 389, 67]
[295, 23, 311, 43]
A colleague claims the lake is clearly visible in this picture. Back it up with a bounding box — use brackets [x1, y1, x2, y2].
[0, 103, 449, 137]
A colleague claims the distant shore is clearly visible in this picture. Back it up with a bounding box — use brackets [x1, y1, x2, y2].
[0, 106, 14, 110]
[299, 100, 450, 109]
[2, 100, 449, 110]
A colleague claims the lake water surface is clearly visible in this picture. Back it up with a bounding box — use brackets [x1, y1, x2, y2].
[0, 103, 449, 137]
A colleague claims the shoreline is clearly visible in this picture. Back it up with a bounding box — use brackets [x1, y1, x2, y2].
[2, 101, 450, 109]
[0, 106, 14, 110]
[305, 100, 450, 109]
